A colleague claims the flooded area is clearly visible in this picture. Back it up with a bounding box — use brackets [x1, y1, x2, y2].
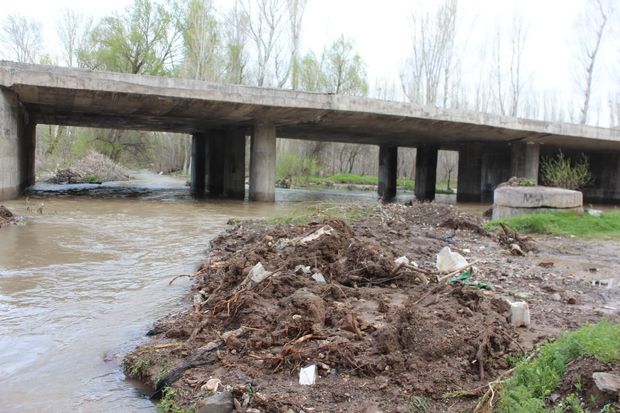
[0, 173, 470, 412]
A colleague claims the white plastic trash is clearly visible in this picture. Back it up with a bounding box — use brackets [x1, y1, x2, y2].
[248, 262, 270, 284]
[394, 256, 410, 265]
[510, 301, 531, 328]
[436, 246, 468, 273]
[311, 273, 326, 283]
[299, 364, 317, 385]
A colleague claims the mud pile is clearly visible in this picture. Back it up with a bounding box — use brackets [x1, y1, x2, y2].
[125, 204, 528, 412]
[48, 151, 130, 184]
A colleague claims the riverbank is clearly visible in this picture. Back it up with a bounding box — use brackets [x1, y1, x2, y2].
[276, 174, 455, 194]
[125, 202, 620, 412]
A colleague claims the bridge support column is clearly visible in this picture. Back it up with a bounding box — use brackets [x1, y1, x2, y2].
[481, 145, 511, 203]
[191, 133, 207, 196]
[222, 127, 246, 199]
[457, 144, 483, 202]
[415, 145, 438, 201]
[511, 142, 540, 183]
[0, 89, 35, 201]
[378, 145, 397, 202]
[249, 120, 276, 202]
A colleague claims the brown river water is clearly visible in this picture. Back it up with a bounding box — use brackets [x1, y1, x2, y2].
[2, 172, 467, 413]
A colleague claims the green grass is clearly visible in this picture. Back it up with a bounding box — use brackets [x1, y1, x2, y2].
[266, 202, 377, 225]
[487, 211, 620, 239]
[285, 173, 453, 192]
[498, 320, 620, 413]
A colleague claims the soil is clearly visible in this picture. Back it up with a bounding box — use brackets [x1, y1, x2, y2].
[0, 205, 16, 228]
[552, 356, 620, 411]
[124, 203, 620, 413]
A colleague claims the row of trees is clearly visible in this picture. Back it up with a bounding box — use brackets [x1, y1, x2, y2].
[0, 0, 617, 180]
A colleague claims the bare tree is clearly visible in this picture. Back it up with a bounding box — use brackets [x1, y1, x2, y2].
[400, 0, 458, 106]
[57, 9, 92, 67]
[239, 0, 306, 87]
[183, 0, 222, 81]
[575, 0, 610, 124]
[224, 0, 249, 84]
[493, 14, 528, 117]
[1, 14, 43, 63]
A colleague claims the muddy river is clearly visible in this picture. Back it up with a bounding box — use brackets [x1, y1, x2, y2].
[1, 173, 467, 412]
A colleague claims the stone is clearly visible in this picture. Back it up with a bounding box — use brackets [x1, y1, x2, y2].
[201, 378, 221, 392]
[586, 208, 603, 217]
[550, 293, 562, 301]
[592, 372, 620, 394]
[195, 391, 234, 413]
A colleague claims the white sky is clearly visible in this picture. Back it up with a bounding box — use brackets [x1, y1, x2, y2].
[3, 0, 618, 122]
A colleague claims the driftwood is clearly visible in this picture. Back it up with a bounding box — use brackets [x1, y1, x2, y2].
[151, 327, 247, 399]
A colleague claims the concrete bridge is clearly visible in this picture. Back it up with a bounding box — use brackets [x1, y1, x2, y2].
[1, 61, 620, 203]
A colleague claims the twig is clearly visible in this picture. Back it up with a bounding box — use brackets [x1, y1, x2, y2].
[168, 269, 203, 285]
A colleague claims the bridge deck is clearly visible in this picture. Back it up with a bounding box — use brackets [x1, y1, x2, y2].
[1, 61, 619, 150]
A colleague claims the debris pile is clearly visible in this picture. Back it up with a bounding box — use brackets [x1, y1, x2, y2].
[48, 151, 129, 184]
[125, 204, 530, 412]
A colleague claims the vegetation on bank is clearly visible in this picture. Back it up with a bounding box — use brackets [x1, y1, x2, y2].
[487, 211, 620, 239]
[498, 320, 620, 413]
[266, 202, 378, 226]
[278, 173, 455, 193]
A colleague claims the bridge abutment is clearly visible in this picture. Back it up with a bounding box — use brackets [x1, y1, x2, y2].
[415, 145, 438, 201]
[249, 120, 276, 202]
[378, 145, 397, 202]
[0, 89, 35, 201]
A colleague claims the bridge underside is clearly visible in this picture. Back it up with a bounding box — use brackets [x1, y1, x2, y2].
[2, 62, 620, 203]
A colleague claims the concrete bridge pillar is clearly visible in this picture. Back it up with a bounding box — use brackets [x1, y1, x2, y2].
[190, 133, 207, 196]
[415, 145, 438, 201]
[222, 127, 246, 199]
[481, 145, 511, 203]
[0, 89, 35, 201]
[457, 144, 483, 202]
[249, 120, 276, 202]
[511, 142, 540, 183]
[378, 145, 397, 202]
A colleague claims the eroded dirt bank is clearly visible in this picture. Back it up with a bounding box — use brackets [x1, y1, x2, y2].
[125, 203, 620, 412]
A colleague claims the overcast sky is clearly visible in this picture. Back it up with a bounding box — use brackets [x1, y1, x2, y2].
[3, 0, 618, 123]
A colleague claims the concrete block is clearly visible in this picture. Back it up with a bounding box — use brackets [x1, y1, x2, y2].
[494, 186, 583, 208]
[492, 186, 583, 220]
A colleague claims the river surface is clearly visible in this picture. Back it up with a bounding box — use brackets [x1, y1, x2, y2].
[0, 173, 478, 412]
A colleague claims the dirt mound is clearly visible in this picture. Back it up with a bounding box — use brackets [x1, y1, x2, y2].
[48, 151, 129, 184]
[124, 204, 525, 412]
[0, 205, 16, 228]
[552, 356, 620, 411]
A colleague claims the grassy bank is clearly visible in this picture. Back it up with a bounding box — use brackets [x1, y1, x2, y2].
[498, 320, 620, 413]
[283, 173, 454, 193]
[487, 211, 620, 239]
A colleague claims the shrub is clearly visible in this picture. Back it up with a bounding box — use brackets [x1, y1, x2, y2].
[276, 151, 321, 179]
[540, 151, 592, 190]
